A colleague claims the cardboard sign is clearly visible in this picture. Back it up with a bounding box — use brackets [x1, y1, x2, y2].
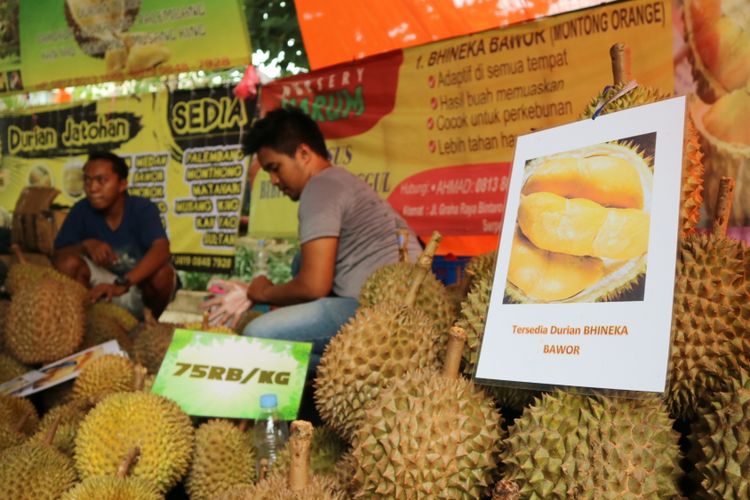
[475, 96, 686, 394]
[0, 340, 125, 397]
[151, 329, 311, 420]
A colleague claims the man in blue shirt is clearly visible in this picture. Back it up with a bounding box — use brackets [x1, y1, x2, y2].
[53, 151, 175, 318]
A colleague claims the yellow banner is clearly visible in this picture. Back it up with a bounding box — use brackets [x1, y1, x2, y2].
[0, 88, 252, 273]
[253, 0, 674, 242]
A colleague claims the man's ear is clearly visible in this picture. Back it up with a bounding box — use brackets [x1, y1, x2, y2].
[296, 143, 314, 164]
[118, 177, 128, 194]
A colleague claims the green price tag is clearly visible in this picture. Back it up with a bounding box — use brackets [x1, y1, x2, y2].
[151, 329, 311, 420]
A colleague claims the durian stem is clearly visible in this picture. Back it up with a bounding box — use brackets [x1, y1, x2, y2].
[14, 411, 30, 433]
[202, 311, 210, 330]
[712, 177, 735, 237]
[143, 308, 157, 326]
[10, 244, 26, 264]
[43, 414, 62, 446]
[610, 43, 632, 85]
[442, 326, 467, 379]
[396, 229, 410, 263]
[258, 458, 269, 481]
[133, 364, 147, 391]
[116, 447, 141, 478]
[405, 231, 441, 307]
[237, 419, 249, 432]
[288, 420, 313, 491]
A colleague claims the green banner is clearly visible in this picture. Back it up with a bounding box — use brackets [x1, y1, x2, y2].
[151, 329, 311, 419]
[4, 0, 250, 94]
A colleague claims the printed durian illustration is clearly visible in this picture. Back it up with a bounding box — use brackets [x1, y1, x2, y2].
[65, 0, 171, 74]
[505, 140, 653, 303]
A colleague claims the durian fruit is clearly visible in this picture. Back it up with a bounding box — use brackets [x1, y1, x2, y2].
[62, 447, 162, 500]
[270, 426, 348, 480]
[667, 178, 750, 419]
[581, 43, 705, 236]
[0, 416, 78, 500]
[0, 299, 9, 349]
[234, 308, 264, 334]
[185, 419, 256, 500]
[223, 420, 346, 500]
[5, 275, 87, 364]
[183, 311, 237, 334]
[691, 371, 750, 498]
[130, 311, 176, 374]
[0, 422, 27, 451]
[29, 399, 91, 457]
[501, 391, 681, 499]
[683, 0, 750, 103]
[0, 393, 39, 435]
[83, 302, 139, 353]
[351, 327, 503, 498]
[315, 234, 443, 441]
[0, 351, 29, 383]
[458, 272, 538, 410]
[74, 391, 195, 493]
[71, 354, 136, 404]
[359, 231, 456, 342]
[690, 85, 750, 225]
[4, 244, 58, 295]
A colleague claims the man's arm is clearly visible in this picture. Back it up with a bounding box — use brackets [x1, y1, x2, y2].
[247, 237, 337, 306]
[124, 238, 171, 286]
[54, 239, 117, 267]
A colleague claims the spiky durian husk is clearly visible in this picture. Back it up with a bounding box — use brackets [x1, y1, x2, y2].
[5, 276, 86, 364]
[330, 451, 357, 497]
[314, 301, 441, 441]
[74, 392, 194, 493]
[0, 351, 29, 383]
[668, 232, 750, 419]
[0, 394, 39, 435]
[0, 442, 77, 500]
[0, 424, 26, 451]
[270, 426, 348, 479]
[352, 368, 502, 498]
[0, 299, 9, 350]
[61, 475, 162, 500]
[582, 83, 705, 235]
[691, 371, 750, 498]
[449, 251, 498, 311]
[185, 419, 256, 500]
[220, 474, 347, 500]
[130, 322, 176, 374]
[458, 273, 537, 410]
[29, 400, 89, 457]
[359, 262, 456, 340]
[502, 391, 680, 499]
[5, 261, 57, 296]
[83, 302, 139, 353]
[72, 354, 135, 404]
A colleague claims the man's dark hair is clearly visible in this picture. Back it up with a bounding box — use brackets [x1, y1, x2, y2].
[244, 107, 329, 159]
[86, 151, 129, 179]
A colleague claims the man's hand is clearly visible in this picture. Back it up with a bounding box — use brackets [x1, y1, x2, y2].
[201, 279, 251, 328]
[246, 275, 274, 303]
[82, 239, 117, 267]
[89, 283, 129, 304]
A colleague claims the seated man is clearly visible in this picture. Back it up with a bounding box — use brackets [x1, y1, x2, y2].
[53, 151, 175, 318]
[215, 107, 422, 373]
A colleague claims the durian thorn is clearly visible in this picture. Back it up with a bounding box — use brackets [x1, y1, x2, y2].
[712, 176, 735, 238]
[133, 364, 147, 391]
[116, 447, 141, 478]
[258, 458, 269, 481]
[406, 231, 441, 307]
[237, 419, 250, 432]
[43, 414, 62, 446]
[10, 244, 26, 264]
[143, 308, 157, 326]
[443, 326, 468, 379]
[396, 229, 410, 263]
[13, 411, 30, 433]
[289, 420, 313, 491]
[201, 311, 210, 330]
[609, 43, 632, 85]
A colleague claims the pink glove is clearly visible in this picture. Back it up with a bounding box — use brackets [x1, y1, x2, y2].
[201, 279, 252, 328]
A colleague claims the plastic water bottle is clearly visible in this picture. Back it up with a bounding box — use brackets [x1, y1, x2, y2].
[253, 239, 268, 278]
[252, 393, 289, 478]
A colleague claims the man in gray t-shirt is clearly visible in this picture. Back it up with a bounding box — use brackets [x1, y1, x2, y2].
[233, 107, 421, 375]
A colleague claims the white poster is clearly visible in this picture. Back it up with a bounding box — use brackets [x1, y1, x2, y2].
[475, 96, 686, 393]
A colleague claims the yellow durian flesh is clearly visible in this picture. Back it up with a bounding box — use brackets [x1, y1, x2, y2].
[507, 232, 605, 302]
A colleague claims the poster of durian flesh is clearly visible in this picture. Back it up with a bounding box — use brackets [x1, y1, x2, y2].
[0, 86, 252, 273]
[474, 96, 686, 394]
[152, 329, 311, 419]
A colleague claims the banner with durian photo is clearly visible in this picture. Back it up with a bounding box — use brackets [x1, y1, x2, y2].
[0, 86, 252, 274]
[0, 0, 250, 94]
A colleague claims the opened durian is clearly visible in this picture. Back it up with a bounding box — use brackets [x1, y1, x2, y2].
[72, 354, 136, 404]
[315, 235, 443, 441]
[64, 0, 140, 57]
[351, 327, 502, 498]
[74, 391, 194, 493]
[185, 419, 256, 500]
[502, 391, 681, 499]
[222, 420, 346, 500]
